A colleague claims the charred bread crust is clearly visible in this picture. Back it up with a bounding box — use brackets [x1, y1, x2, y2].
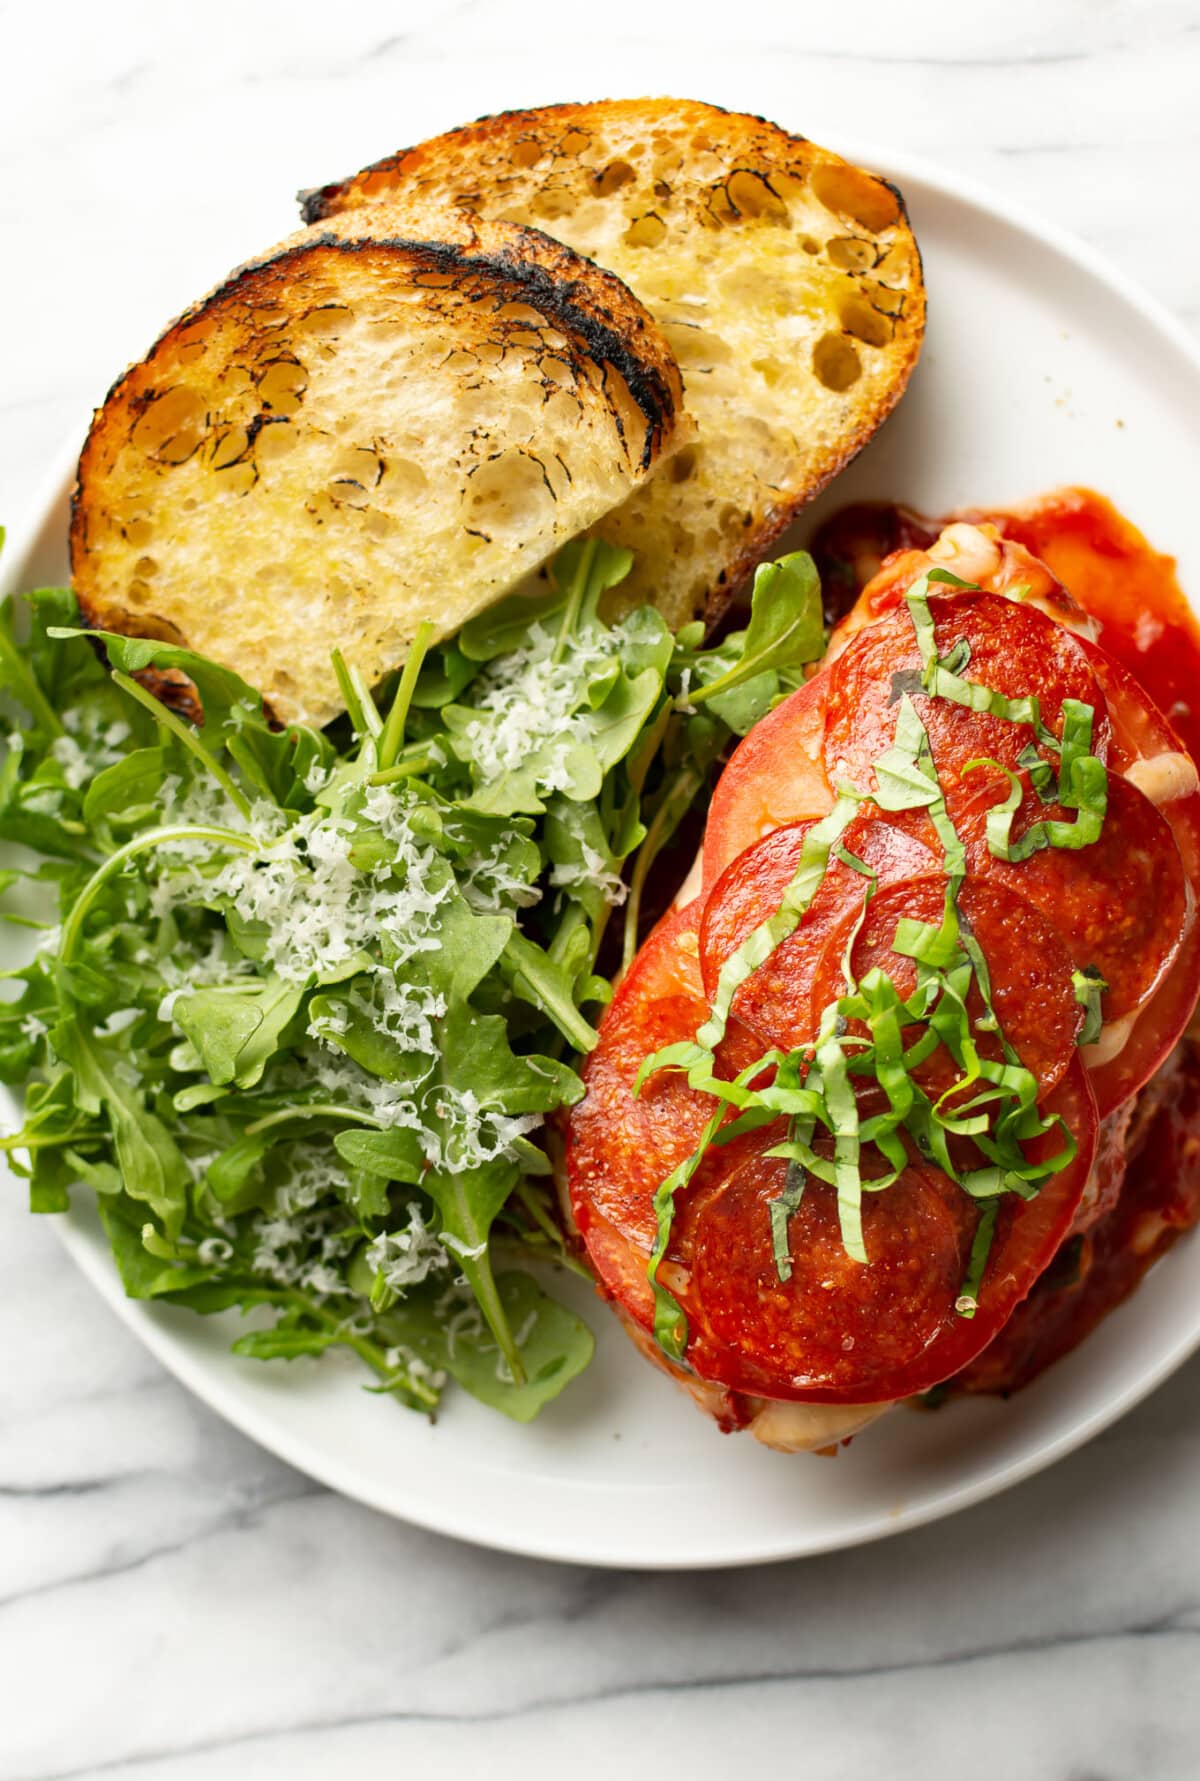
[69, 205, 686, 727]
[299, 97, 926, 631]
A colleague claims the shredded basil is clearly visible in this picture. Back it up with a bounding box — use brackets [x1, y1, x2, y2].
[963, 745, 1107, 862]
[955, 1201, 998, 1319]
[1072, 966, 1108, 1045]
[634, 794, 860, 1093]
[637, 573, 1093, 1357]
[1018, 740, 1059, 803]
[906, 576, 1062, 752]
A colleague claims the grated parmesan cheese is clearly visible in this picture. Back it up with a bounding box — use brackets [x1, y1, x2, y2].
[457, 618, 637, 793]
[51, 711, 131, 789]
[149, 766, 549, 1207]
[460, 839, 542, 914]
[549, 842, 629, 907]
[366, 1200, 450, 1295]
[384, 1348, 448, 1391]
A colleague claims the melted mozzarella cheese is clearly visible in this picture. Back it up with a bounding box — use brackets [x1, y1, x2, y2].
[1081, 1012, 1138, 1069]
[672, 848, 705, 910]
[747, 1397, 891, 1453]
[1126, 750, 1199, 807]
[927, 521, 1003, 583]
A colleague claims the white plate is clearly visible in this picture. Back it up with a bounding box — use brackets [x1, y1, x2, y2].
[5, 140, 1200, 1570]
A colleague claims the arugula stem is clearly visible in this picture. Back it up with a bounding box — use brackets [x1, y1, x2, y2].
[499, 1217, 593, 1281]
[377, 621, 435, 771]
[352, 670, 384, 740]
[331, 651, 380, 740]
[622, 763, 704, 971]
[0, 1129, 100, 1151]
[59, 824, 258, 963]
[0, 622, 65, 736]
[243, 1102, 384, 1138]
[370, 752, 440, 785]
[551, 537, 598, 665]
[462, 1243, 527, 1387]
[624, 697, 672, 796]
[111, 670, 253, 821]
[503, 935, 598, 1054]
[286, 1289, 440, 1408]
[512, 1178, 568, 1248]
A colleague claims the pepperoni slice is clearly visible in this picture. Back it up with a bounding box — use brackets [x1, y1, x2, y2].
[1081, 725, 1200, 1116]
[1086, 919, 1200, 1116]
[823, 591, 1110, 835]
[698, 812, 937, 1050]
[1080, 639, 1192, 777]
[1079, 633, 1200, 892]
[968, 773, 1188, 1027]
[567, 902, 765, 1255]
[797, 874, 1083, 1100]
[684, 1058, 1097, 1402]
[703, 671, 833, 890]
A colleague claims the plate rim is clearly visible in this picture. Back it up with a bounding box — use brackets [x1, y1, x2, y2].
[6, 138, 1200, 1569]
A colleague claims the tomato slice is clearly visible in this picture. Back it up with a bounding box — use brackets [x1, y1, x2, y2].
[702, 671, 833, 890]
[567, 901, 763, 1255]
[684, 1057, 1097, 1402]
[698, 812, 937, 1048]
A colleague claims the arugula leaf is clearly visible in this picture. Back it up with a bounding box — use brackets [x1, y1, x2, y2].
[689, 552, 824, 709]
[333, 1126, 424, 1183]
[0, 586, 80, 737]
[0, 535, 834, 1425]
[173, 977, 306, 1089]
[51, 627, 264, 743]
[378, 1271, 594, 1421]
[399, 889, 512, 1006]
[410, 639, 477, 708]
[97, 1192, 213, 1298]
[231, 1322, 345, 1361]
[83, 747, 173, 834]
[51, 1019, 190, 1238]
[502, 931, 600, 1054]
[227, 721, 336, 812]
[205, 1130, 280, 1211]
[459, 585, 566, 663]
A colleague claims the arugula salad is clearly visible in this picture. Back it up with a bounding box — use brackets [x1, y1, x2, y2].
[0, 536, 823, 1422]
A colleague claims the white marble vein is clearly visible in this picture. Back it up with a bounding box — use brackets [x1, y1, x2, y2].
[1, 4, 1199, 1776]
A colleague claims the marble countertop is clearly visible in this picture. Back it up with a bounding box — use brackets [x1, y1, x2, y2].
[2, 3, 1199, 1775]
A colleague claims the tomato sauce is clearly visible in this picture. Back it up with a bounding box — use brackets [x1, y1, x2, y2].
[976, 489, 1200, 765]
[811, 489, 1200, 1399]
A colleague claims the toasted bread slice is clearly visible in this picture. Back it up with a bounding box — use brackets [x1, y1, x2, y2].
[70, 206, 685, 727]
[301, 98, 926, 629]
